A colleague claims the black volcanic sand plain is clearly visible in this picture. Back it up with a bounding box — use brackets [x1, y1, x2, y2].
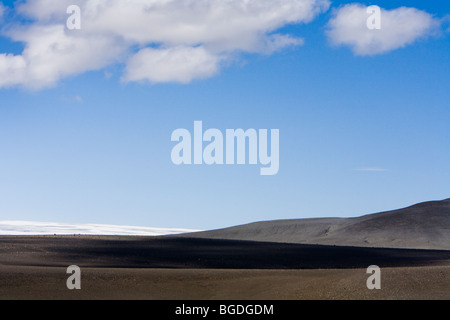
[1, 236, 449, 269]
[0, 235, 449, 299]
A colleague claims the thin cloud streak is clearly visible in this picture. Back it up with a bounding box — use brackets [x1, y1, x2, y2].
[354, 168, 389, 172]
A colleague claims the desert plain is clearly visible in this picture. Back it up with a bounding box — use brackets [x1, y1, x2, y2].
[1, 199, 449, 300]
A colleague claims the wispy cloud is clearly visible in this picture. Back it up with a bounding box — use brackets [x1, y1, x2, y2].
[62, 95, 83, 103]
[443, 14, 450, 33]
[0, 3, 5, 21]
[354, 167, 389, 172]
[124, 46, 222, 84]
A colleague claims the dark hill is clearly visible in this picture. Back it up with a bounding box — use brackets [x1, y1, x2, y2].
[180, 199, 450, 250]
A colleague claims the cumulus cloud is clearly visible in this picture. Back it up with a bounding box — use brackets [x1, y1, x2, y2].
[0, 0, 330, 89]
[2, 25, 124, 89]
[326, 3, 441, 55]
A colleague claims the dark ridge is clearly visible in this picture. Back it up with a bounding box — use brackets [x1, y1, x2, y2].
[179, 198, 450, 250]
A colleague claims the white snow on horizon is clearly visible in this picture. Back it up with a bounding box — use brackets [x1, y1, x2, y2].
[0, 220, 201, 236]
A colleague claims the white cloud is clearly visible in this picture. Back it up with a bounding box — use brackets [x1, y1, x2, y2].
[124, 46, 221, 84]
[261, 34, 305, 54]
[2, 25, 125, 89]
[326, 3, 441, 55]
[0, 0, 330, 89]
[0, 53, 26, 87]
[0, 220, 200, 236]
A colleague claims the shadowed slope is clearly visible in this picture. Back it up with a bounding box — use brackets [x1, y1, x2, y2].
[0, 236, 449, 269]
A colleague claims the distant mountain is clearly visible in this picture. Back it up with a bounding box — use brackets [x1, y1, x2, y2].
[0, 221, 200, 236]
[180, 199, 450, 250]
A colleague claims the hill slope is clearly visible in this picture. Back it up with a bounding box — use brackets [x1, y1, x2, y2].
[181, 199, 450, 250]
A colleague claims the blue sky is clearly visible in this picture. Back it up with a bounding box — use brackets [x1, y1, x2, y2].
[0, 0, 449, 230]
